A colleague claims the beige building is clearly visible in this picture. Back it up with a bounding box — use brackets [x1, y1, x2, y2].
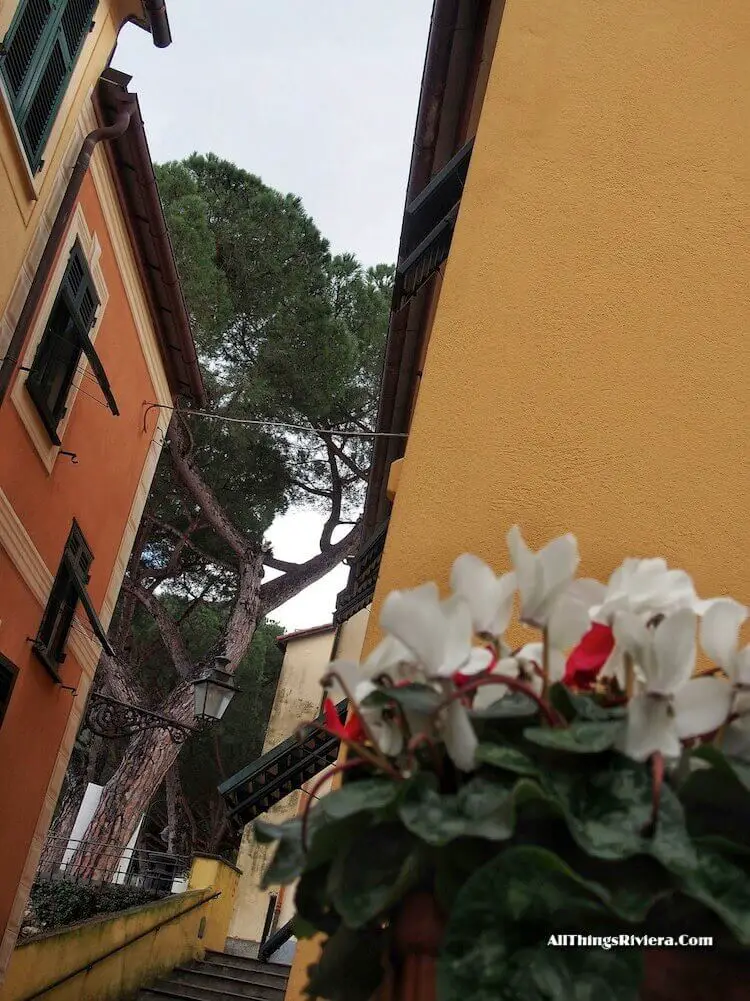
[225, 610, 369, 956]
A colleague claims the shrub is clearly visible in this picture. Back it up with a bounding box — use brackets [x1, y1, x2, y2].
[28, 879, 161, 932]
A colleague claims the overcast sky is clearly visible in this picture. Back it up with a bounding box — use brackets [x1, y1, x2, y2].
[115, 2, 432, 630]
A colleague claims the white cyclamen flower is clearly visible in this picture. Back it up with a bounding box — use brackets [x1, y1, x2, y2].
[595, 558, 718, 687]
[471, 642, 567, 711]
[615, 609, 732, 761]
[450, 553, 516, 639]
[506, 525, 579, 629]
[439, 699, 478, 772]
[380, 583, 493, 679]
[700, 598, 750, 685]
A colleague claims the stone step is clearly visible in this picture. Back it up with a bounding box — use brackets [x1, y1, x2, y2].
[188, 959, 289, 990]
[138, 982, 273, 1001]
[203, 950, 291, 976]
[170, 967, 286, 1001]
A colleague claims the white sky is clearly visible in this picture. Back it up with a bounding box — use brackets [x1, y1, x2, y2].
[115, 2, 432, 629]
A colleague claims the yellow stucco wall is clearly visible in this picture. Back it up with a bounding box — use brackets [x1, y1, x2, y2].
[368, 0, 750, 647]
[0, 857, 240, 1001]
[286, 0, 750, 996]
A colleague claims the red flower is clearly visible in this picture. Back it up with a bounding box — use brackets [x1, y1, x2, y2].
[564, 623, 615, 690]
[453, 648, 498, 689]
[324, 697, 366, 742]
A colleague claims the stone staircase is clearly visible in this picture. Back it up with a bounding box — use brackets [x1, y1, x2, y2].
[137, 950, 290, 1000]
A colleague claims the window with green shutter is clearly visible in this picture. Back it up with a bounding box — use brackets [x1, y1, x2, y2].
[32, 520, 113, 682]
[0, 0, 98, 172]
[26, 237, 118, 443]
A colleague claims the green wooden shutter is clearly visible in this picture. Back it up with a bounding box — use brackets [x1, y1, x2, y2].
[1, 0, 98, 171]
[65, 240, 119, 416]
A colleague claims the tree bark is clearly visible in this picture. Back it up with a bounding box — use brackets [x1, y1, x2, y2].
[68, 682, 194, 878]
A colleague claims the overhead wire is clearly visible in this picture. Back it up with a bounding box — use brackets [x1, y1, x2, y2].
[142, 402, 409, 439]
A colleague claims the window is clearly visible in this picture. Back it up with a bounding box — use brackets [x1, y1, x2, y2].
[0, 654, 18, 729]
[33, 520, 113, 682]
[26, 238, 117, 444]
[0, 0, 98, 171]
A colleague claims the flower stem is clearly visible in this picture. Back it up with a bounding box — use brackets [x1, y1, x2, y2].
[642, 751, 664, 839]
[624, 653, 635, 700]
[432, 674, 564, 727]
[322, 668, 402, 776]
[541, 626, 550, 701]
[301, 758, 367, 852]
[295, 717, 402, 780]
[406, 732, 443, 778]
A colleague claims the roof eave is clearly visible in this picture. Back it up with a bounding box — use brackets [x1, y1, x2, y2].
[94, 71, 206, 407]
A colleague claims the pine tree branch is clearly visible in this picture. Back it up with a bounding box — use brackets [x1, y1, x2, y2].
[168, 414, 249, 560]
[123, 581, 194, 680]
[263, 554, 301, 573]
[288, 477, 334, 500]
[319, 435, 343, 550]
[327, 438, 369, 482]
[145, 514, 238, 573]
[258, 522, 360, 616]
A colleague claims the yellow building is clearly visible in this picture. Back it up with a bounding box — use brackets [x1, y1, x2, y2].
[285, 0, 750, 995]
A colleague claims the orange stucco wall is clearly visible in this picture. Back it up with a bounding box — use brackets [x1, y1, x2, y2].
[0, 172, 162, 963]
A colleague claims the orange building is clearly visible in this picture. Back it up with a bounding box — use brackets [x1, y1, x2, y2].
[0, 46, 203, 979]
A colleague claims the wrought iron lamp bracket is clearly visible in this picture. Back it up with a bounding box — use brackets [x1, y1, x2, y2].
[85, 692, 204, 744]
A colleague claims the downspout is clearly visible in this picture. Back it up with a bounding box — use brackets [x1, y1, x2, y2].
[143, 0, 172, 48]
[0, 100, 137, 409]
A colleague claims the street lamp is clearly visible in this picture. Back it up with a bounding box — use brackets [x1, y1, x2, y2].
[192, 657, 240, 723]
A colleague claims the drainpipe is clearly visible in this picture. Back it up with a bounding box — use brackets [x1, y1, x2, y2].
[143, 0, 172, 48]
[0, 99, 137, 409]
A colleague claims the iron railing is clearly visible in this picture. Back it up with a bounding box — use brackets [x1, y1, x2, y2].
[36, 835, 191, 895]
[259, 918, 295, 963]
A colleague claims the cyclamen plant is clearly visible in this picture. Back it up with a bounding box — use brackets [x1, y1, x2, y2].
[257, 527, 750, 1001]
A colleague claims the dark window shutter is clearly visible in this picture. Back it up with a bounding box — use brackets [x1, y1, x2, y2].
[65, 239, 100, 330]
[1, 0, 98, 171]
[1, 0, 54, 98]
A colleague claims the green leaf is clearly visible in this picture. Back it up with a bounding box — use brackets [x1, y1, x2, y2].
[471, 690, 539, 720]
[475, 743, 540, 776]
[305, 924, 385, 1001]
[260, 809, 369, 888]
[524, 720, 625, 754]
[363, 683, 443, 715]
[295, 865, 340, 937]
[327, 822, 423, 928]
[664, 843, 750, 944]
[254, 816, 297, 844]
[399, 774, 514, 846]
[692, 745, 750, 791]
[541, 755, 656, 860]
[318, 778, 402, 821]
[438, 846, 643, 1001]
[548, 683, 626, 723]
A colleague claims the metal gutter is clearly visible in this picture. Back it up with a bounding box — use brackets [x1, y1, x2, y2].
[143, 0, 172, 48]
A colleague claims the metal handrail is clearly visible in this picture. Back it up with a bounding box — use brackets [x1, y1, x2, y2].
[258, 918, 294, 963]
[18, 890, 220, 1001]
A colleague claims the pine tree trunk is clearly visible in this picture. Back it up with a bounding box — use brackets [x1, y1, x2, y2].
[68, 682, 193, 879]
